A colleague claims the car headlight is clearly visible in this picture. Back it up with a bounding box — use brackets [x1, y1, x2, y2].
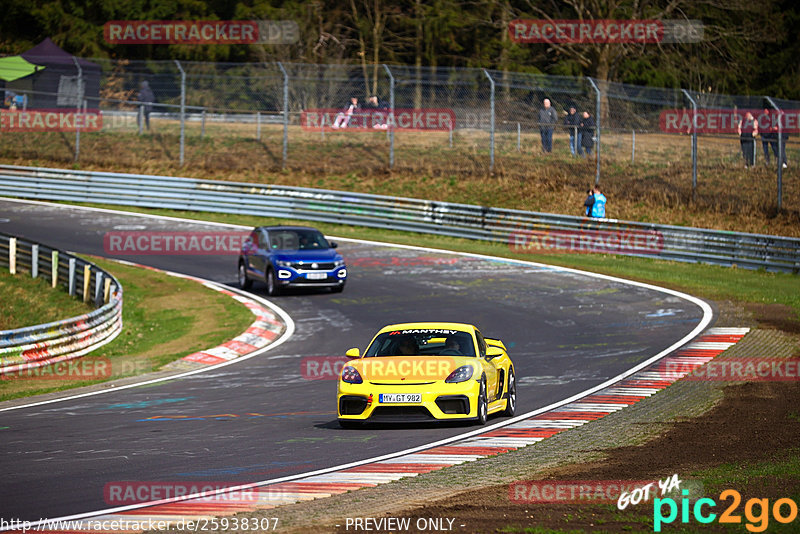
[334, 259, 345, 267]
[276, 260, 292, 268]
[444, 365, 474, 383]
[341, 365, 363, 384]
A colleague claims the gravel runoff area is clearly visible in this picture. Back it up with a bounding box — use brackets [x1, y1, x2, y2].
[202, 300, 799, 534]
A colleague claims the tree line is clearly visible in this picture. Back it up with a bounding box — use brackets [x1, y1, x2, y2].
[2, 0, 798, 100]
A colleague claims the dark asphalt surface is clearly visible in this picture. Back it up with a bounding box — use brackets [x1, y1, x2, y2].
[0, 199, 710, 521]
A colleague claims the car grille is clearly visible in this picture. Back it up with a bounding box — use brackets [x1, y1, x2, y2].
[292, 261, 336, 270]
[435, 395, 470, 415]
[339, 396, 368, 415]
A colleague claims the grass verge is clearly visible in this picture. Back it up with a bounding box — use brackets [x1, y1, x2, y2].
[0, 256, 255, 401]
[0, 269, 93, 330]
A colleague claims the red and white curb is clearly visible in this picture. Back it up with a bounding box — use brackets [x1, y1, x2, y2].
[15, 327, 748, 532]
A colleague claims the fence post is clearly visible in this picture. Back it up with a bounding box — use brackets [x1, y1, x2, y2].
[631, 130, 635, 164]
[201, 108, 206, 138]
[277, 62, 289, 170]
[31, 244, 38, 278]
[68, 258, 76, 296]
[483, 69, 495, 172]
[383, 64, 395, 168]
[71, 57, 83, 162]
[517, 123, 521, 151]
[51, 250, 58, 288]
[174, 60, 186, 166]
[9, 237, 16, 274]
[681, 90, 698, 202]
[256, 111, 261, 141]
[587, 77, 601, 185]
[138, 104, 144, 135]
[765, 96, 783, 212]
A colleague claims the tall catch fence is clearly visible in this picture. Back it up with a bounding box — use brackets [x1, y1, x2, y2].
[0, 58, 796, 209]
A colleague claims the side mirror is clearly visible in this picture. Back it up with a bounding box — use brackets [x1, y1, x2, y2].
[345, 348, 360, 358]
[330, 241, 338, 249]
[486, 346, 504, 360]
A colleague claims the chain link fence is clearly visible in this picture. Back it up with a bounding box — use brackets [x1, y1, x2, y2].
[1, 58, 796, 208]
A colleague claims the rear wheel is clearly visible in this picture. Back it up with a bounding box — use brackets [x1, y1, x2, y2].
[503, 369, 516, 417]
[238, 261, 252, 290]
[265, 268, 281, 296]
[475, 378, 488, 425]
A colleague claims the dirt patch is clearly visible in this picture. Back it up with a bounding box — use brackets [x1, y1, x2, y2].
[349, 380, 800, 534]
[746, 302, 800, 334]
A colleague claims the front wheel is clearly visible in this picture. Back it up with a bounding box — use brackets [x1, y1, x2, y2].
[265, 268, 281, 296]
[238, 261, 252, 290]
[503, 369, 516, 417]
[475, 378, 488, 425]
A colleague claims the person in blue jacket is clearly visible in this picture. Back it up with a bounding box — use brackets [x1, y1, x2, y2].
[590, 186, 606, 218]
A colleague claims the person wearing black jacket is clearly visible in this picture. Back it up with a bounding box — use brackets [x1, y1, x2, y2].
[538, 98, 558, 153]
[564, 105, 581, 156]
[579, 111, 595, 156]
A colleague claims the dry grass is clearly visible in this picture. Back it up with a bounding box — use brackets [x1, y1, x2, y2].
[2, 119, 798, 237]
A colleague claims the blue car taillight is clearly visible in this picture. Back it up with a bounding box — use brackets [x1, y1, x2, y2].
[342, 365, 363, 384]
[445, 365, 474, 383]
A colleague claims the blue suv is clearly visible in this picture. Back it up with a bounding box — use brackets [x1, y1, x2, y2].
[238, 226, 347, 295]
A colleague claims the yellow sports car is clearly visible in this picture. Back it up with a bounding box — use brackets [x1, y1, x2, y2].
[337, 322, 516, 427]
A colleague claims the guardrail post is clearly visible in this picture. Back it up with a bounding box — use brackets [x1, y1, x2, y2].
[382, 64, 395, 168]
[587, 77, 601, 185]
[277, 62, 289, 170]
[72, 57, 83, 163]
[9, 237, 16, 274]
[483, 69, 495, 172]
[31, 244, 38, 278]
[95, 271, 103, 305]
[51, 250, 58, 288]
[83, 264, 91, 303]
[174, 60, 186, 167]
[68, 258, 76, 296]
[765, 96, 783, 212]
[104, 277, 111, 303]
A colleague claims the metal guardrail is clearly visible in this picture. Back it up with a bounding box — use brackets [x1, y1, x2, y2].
[0, 164, 798, 273]
[0, 231, 123, 375]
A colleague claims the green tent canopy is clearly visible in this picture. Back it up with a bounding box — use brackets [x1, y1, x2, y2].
[0, 56, 44, 82]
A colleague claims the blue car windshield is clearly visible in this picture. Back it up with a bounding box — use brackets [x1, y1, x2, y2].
[364, 330, 475, 357]
[269, 229, 330, 250]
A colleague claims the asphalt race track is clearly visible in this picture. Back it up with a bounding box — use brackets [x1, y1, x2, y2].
[0, 199, 710, 521]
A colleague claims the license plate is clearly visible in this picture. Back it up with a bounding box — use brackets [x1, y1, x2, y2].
[379, 393, 421, 404]
[306, 272, 327, 280]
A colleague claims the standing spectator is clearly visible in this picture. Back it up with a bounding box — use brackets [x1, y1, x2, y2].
[564, 105, 581, 156]
[583, 188, 595, 216]
[538, 97, 558, 153]
[333, 97, 358, 129]
[759, 108, 779, 166]
[579, 111, 595, 156]
[737, 111, 758, 168]
[366, 95, 389, 129]
[137, 80, 155, 132]
[590, 186, 606, 218]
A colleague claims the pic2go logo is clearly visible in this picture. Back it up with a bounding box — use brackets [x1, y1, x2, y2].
[654, 489, 798, 532]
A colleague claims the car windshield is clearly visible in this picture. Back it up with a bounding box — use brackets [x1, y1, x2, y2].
[364, 329, 475, 357]
[269, 229, 330, 250]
